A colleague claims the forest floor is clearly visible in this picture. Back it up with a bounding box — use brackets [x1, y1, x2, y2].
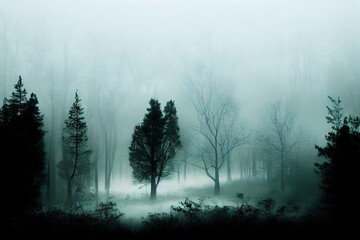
[4, 180, 338, 239]
[101, 179, 319, 224]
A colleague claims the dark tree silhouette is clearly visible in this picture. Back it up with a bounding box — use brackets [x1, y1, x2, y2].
[187, 71, 247, 195]
[0, 76, 45, 217]
[325, 96, 344, 133]
[59, 91, 91, 204]
[315, 96, 360, 219]
[129, 99, 181, 200]
[256, 101, 298, 192]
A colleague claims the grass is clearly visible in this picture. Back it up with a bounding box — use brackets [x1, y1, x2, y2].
[2, 179, 335, 239]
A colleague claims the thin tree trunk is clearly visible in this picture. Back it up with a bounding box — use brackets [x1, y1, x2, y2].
[227, 153, 232, 182]
[266, 158, 272, 183]
[183, 160, 187, 182]
[86, 173, 90, 193]
[47, 99, 55, 204]
[252, 150, 257, 177]
[150, 174, 157, 200]
[214, 139, 220, 195]
[106, 187, 110, 202]
[47, 144, 51, 204]
[50, 119, 57, 204]
[95, 156, 98, 206]
[177, 167, 180, 183]
[281, 152, 285, 192]
[214, 168, 220, 195]
[105, 146, 108, 197]
[67, 178, 72, 205]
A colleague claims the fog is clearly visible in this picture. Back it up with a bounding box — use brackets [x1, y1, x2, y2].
[1, 0, 360, 222]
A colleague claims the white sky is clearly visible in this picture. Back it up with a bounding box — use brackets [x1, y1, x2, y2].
[1, 0, 359, 189]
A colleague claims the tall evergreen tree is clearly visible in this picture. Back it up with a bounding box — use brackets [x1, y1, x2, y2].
[0, 76, 45, 217]
[315, 96, 360, 219]
[325, 96, 344, 133]
[22, 93, 46, 209]
[60, 91, 91, 204]
[8, 75, 28, 118]
[162, 100, 181, 176]
[129, 99, 181, 200]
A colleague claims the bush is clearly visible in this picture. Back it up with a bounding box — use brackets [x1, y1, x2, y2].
[171, 197, 203, 224]
[142, 212, 178, 230]
[94, 201, 124, 226]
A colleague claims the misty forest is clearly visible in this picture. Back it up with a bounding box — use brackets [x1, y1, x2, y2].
[1, 0, 359, 238]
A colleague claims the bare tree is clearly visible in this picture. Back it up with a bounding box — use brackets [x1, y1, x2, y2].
[218, 104, 247, 182]
[173, 149, 190, 183]
[91, 134, 100, 206]
[187, 69, 247, 195]
[103, 120, 117, 202]
[181, 150, 189, 182]
[99, 95, 118, 202]
[256, 101, 297, 192]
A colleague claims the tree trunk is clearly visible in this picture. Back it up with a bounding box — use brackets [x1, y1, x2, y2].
[47, 148, 51, 204]
[47, 97, 57, 205]
[281, 152, 285, 192]
[150, 174, 157, 200]
[226, 153, 232, 182]
[214, 169, 220, 195]
[214, 143, 220, 195]
[183, 160, 187, 182]
[177, 167, 180, 183]
[85, 173, 90, 193]
[105, 155, 108, 196]
[106, 187, 110, 202]
[252, 150, 257, 177]
[105, 154, 110, 202]
[95, 157, 98, 206]
[67, 178, 72, 205]
[266, 158, 272, 183]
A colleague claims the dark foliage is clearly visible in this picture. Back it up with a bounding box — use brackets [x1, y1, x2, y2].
[94, 201, 124, 226]
[0, 76, 45, 217]
[59, 91, 92, 204]
[1, 194, 344, 239]
[142, 212, 178, 231]
[1, 207, 128, 239]
[315, 96, 360, 219]
[138, 195, 335, 239]
[129, 99, 181, 199]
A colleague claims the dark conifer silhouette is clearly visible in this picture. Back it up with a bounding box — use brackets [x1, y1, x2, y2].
[129, 99, 181, 200]
[0, 76, 45, 217]
[315, 96, 360, 219]
[59, 91, 91, 204]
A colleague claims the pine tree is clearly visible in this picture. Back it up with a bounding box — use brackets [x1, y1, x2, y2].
[325, 96, 344, 133]
[0, 76, 45, 217]
[60, 91, 91, 204]
[8, 75, 28, 118]
[22, 93, 45, 210]
[315, 97, 360, 219]
[129, 99, 181, 200]
[162, 100, 182, 176]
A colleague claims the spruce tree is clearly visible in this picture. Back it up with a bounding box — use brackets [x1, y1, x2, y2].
[315, 97, 360, 219]
[60, 91, 91, 204]
[0, 76, 45, 216]
[129, 99, 181, 200]
[162, 100, 181, 177]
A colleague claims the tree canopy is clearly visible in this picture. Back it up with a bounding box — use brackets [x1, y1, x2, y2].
[129, 99, 181, 200]
[59, 91, 92, 204]
[0, 76, 45, 216]
[315, 96, 360, 219]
